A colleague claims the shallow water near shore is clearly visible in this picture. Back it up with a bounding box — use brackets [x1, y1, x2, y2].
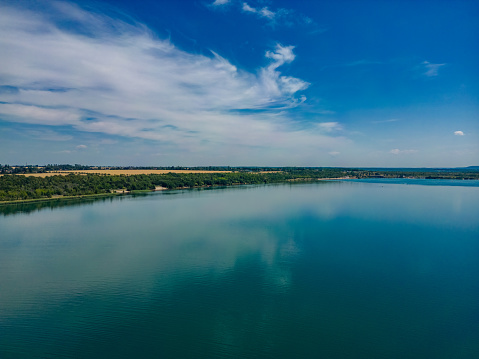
[1, 180, 478, 358]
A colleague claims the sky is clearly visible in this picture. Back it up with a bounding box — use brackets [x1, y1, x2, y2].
[0, 0, 478, 167]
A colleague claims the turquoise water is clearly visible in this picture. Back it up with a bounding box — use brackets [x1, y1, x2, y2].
[1, 180, 478, 358]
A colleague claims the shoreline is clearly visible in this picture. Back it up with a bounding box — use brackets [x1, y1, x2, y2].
[0, 177, 347, 206]
[0, 192, 121, 205]
[3, 176, 476, 206]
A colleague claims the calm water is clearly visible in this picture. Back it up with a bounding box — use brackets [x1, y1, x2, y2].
[1, 180, 478, 358]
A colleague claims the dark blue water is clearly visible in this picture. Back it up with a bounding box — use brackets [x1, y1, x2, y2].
[1, 180, 478, 358]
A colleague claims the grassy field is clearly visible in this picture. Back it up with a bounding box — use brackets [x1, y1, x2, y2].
[4, 170, 232, 177]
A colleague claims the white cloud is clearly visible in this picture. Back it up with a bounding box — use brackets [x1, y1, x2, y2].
[0, 103, 80, 126]
[328, 151, 340, 156]
[241, 3, 276, 22]
[265, 44, 296, 66]
[259, 44, 309, 105]
[76, 144, 87, 150]
[390, 149, 418, 155]
[0, 2, 341, 163]
[242, 2, 256, 13]
[318, 122, 343, 132]
[454, 131, 464, 136]
[223, 1, 315, 29]
[422, 61, 445, 77]
[260, 7, 275, 20]
[212, 0, 230, 5]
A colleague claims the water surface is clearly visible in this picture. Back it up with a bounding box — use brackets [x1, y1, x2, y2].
[1, 180, 478, 358]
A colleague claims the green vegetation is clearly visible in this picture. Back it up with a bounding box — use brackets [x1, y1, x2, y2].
[0, 168, 348, 203]
[1, 167, 478, 204]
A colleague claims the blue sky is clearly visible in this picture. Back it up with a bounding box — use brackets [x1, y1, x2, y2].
[0, 0, 477, 167]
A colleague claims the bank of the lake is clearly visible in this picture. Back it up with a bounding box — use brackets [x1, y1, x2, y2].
[0, 169, 355, 204]
[2, 167, 478, 204]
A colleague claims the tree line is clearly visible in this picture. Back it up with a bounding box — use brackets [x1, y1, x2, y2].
[1, 167, 478, 203]
[0, 169, 350, 202]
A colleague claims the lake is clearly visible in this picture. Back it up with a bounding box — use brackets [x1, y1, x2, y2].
[1, 179, 478, 358]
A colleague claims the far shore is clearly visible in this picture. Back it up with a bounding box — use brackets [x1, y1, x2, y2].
[0, 169, 233, 177]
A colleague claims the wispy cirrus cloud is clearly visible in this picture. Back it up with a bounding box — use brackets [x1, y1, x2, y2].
[242, 2, 275, 20]
[212, 0, 230, 5]
[261, 44, 309, 101]
[211, 0, 315, 28]
[317, 122, 343, 133]
[0, 1, 345, 164]
[422, 61, 445, 77]
[242, 2, 257, 13]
